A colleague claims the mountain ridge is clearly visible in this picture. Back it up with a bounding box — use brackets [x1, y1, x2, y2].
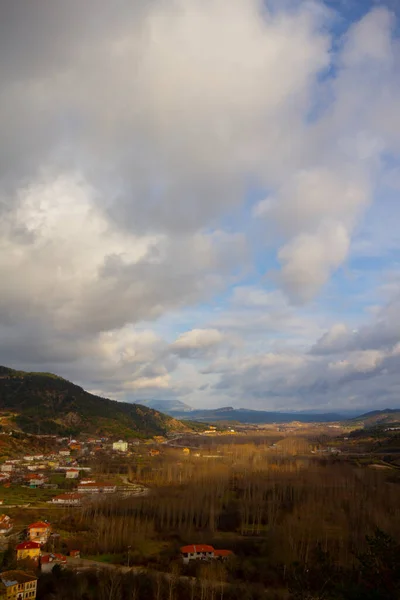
[349, 408, 400, 427]
[137, 402, 362, 424]
[0, 366, 189, 438]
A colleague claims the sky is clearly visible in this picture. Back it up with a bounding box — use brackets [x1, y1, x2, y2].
[1, 0, 400, 412]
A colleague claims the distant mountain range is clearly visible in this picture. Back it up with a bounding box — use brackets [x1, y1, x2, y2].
[134, 400, 370, 424]
[0, 366, 189, 438]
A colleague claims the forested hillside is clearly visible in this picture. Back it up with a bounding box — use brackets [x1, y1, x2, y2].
[0, 366, 188, 438]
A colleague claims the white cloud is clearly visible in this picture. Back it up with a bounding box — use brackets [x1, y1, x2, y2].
[278, 221, 351, 302]
[170, 329, 225, 359]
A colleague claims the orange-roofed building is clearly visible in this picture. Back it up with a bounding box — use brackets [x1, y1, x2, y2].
[180, 544, 214, 564]
[40, 553, 67, 573]
[0, 514, 13, 535]
[214, 549, 234, 560]
[16, 541, 41, 562]
[51, 493, 83, 506]
[27, 521, 51, 544]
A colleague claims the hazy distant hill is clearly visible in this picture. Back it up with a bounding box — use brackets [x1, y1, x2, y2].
[0, 366, 189, 438]
[138, 398, 193, 413]
[349, 408, 400, 428]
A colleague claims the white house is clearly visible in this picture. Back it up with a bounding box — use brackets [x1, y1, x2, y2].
[65, 469, 79, 479]
[180, 544, 215, 564]
[77, 482, 116, 494]
[112, 440, 128, 452]
[51, 493, 83, 506]
[0, 464, 13, 473]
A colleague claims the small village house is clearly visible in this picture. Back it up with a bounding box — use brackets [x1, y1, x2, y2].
[51, 493, 83, 506]
[25, 474, 46, 488]
[112, 440, 128, 452]
[183, 448, 190, 455]
[16, 541, 41, 563]
[0, 515, 13, 535]
[27, 521, 51, 545]
[69, 443, 81, 451]
[180, 545, 233, 564]
[0, 465, 13, 473]
[0, 570, 37, 599]
[70, 550, 80, 559]
[180, 544, 215, 564]
[214, 549, 233, 561]
[77, 482, 116, 494]
[40, 553, 67, 573]
[65, 468, 79, 479]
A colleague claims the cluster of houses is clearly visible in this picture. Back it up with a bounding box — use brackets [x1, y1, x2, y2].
[48, 481, 117, 506]
[0, 520, 80, 598]
[0, 434, 144, 506]
[180, 544, 233, 564]
[0, 445, 89, 489]
[0, 435, 144, 488]
[15, 521, 79, 570]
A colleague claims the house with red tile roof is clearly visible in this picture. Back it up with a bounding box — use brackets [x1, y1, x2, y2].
[180, 544, 215, 564]
[77, 482, 116, 494]
[27, 521, 51, 544]
[214, 549, 234, 560]
[0, 514, 13, 535]
[40, 553, 67, 573]
[51, 493, 83, 506]
[16, 541, 41, 562]
[180, 545, 234, 564]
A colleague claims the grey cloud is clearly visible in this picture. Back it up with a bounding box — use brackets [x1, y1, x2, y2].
[311, 294, 400, 355]
[170, 329, 226, 359]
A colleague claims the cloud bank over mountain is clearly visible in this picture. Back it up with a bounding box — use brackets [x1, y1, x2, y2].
[1, 0, 400, 410]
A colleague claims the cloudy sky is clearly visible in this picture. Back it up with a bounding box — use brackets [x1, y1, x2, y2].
[1, 0, 400, 412]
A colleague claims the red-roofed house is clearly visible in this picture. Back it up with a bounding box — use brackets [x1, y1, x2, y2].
[16, 541, 41, 562]
[25, 473, 47, 488]
[77, 482, 116, 494]
[180, 544, 215, 564]
[65, 468, 79, 479]
[214, 549, 234, 560]
[27, 521, 51, 544]
[40, 553, 67, 573]
[51, 493, 83, 506]
[0, 514, 13, 535]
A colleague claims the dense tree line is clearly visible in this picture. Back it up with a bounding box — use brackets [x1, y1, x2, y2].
[35, 529, 400, 599]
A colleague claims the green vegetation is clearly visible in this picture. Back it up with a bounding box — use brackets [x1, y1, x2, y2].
[0, 365, 189, 438]
[0, 484, 55, 505]
[85, 553, 125, 564]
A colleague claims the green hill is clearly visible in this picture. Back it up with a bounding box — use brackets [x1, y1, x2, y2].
[0, 366, 189, 438]
[349, 409, 400, 428]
